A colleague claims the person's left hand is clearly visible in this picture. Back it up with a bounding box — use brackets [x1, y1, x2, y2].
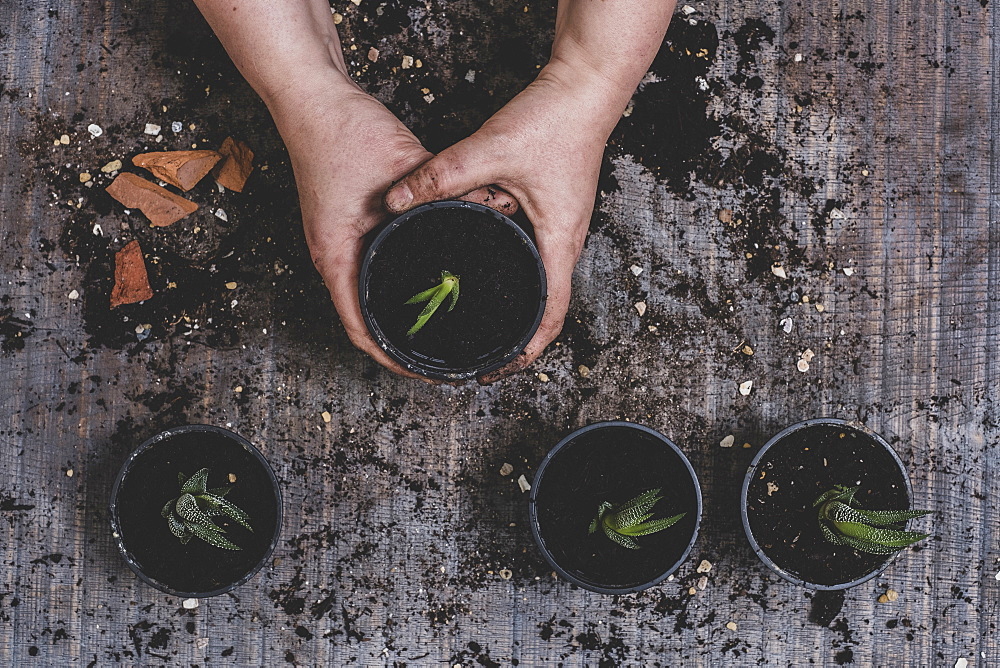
[383, 59, 624, 383]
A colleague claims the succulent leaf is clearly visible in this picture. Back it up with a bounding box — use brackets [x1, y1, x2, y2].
[181, 468, 210, 495]
[405, 271, 460, 336]
[167, 514, 190, 539]
[176, 493, 223, 531]
[177, 472, 186, 486]
[590, 488, 682, 549]
[202, 494, 253, 531]
[207, 486, 232, 497]
[603, 522, 639, 549]
[185, 522, 240, 550]
[815, 483, 931, 554]
[620, 513, 686, 537]
[161, 498, 176, 519]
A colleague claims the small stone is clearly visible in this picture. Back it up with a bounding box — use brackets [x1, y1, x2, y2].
[321, 411, 332, 423]
[843, 267, 855, 276]
[681, 4, 696, 14]
[885, 589, 899, 602]
[234, 386, 243, 393]
[954, 659, 968, 668]
[367, 47, 379, 62]
[647, 325, 658, 332]
[68, 289, 80, 300]
[228, 473, 237, 483]
[58, 134, 71, 145]
[697, 560, 713, 573]
[635, 301, 647, 316]
[517, 474, 531, 493]
[401, 55, 414, 69]
[223, 282, 237, 291]
[423, 93, 435, 104]
[797, 359, 810, 372]
[349, 0, 361, 5]
[499, 463, 514, 476]
[766, 481, 779, 496]
[499, 569, 512, 580]
[87, 124, 103, 138]
[717, 208, 733, 224]
[771, 264, 788, 279]
[171, 121, 183, 133]
[720, 435, 735, 448]
[741, 344, 754, 356]
[465, 69, 476, 83]
[829, 207, 846, 220]
[537, 372, 550, 382]
[144, 123, 161, 136]
[66, 469, 74, 478]
[182, 598, 199, 609]
[688, 587, 697, 596]
[629, 264, 643, 276]
[101, 159, 122, 173]
[79, 172, 92, 183]
[195, 638, 209, 650]
[801, 348, 815, 362]
[577, 365, 590, 378]
[815, 303, 825, 312]
[332, 12, 343, 24]
[215, 208, 228, 222]
[738, 380, 753, 396]
[780, 317, 793, 333]
[697, 576, 708, 590]
[726, 621, 738, 631]
[793, 53, 803, 62]
[878, 594, 889, 603]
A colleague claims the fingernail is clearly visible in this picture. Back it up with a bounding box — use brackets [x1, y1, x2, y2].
[386, 183, 413, 211]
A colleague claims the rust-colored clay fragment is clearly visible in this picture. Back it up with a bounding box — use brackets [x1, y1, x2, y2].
[132, 150, 222, 191]
[111, 240, 153, 308]
[106, 173, 198, 227]
[212, 137, 254, 192]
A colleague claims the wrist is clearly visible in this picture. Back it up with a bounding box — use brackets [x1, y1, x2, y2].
[535, 56, 635, 136]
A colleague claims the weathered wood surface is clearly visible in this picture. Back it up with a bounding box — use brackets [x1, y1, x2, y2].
[1, 0, 997, 665]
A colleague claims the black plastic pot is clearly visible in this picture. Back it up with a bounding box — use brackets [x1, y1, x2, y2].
[359, 200, 547, 381]
[529, 421, 702, 595]
[740, 418, 915, 590]
[109, 425, 283, 598]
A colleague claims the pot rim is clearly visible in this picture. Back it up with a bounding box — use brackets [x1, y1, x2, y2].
[528, 420, 703, 595]
[108, 424, 283, 598]
[739, 417, 914, 591]
[358, 200, 547, 381]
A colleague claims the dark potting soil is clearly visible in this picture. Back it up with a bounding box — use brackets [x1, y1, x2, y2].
[533, 427, 699, 590]
[746, 424, 911, 586]
[114, 430, 279, 594]
[364, 206, 543, 373]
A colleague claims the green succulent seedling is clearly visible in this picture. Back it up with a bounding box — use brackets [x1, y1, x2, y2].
[162, 468, 252, 550]
[405, 271, 460, 336]
[814, 484, 932, 555]
[588, 488, 686, 550]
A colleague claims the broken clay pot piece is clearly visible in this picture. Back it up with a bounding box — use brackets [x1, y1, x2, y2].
[111, 240, 153, 308]
[132, 150, 222, 191]
[106, 173, 198, 227]
[212, 137, 254, 192]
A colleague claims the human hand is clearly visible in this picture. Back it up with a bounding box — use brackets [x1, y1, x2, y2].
[268, 70, 517, 380]
[383, 60, 626, 383]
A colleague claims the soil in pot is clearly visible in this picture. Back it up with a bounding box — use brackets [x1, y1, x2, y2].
[365, 205, 543, 372]
[115, 429, 279, 594]
[745, 423, 910, 586]
[533, 426, 699, 590]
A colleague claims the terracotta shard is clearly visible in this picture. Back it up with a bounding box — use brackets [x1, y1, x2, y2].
[106, 173, 198, 227]
[212, 137, 254, 192]
[132, 150, 222, 191]
[111, 240, 153, 308]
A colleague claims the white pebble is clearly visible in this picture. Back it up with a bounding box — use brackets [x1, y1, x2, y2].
[171, 121, 183, 133]
[68, 289, 79, 300]
[182, 598, 199, 609]
[780, 317, 793, 334]
[954, 659, 968, 668]
[214, 208, 228, 222]
[738, 380, 753, 396]
[465, 69, 476, 83]
[797, 359, 810, 372]
[720, 435, 735, 448]
[87, 123, 103, 138]
[517, 474, 531, 493]
[635, 301, 647, 316]
[843, 267, 855, 276]
[771, 264, 788, 279]
[144, 123, 161, 136]
[629, 264, 643, 276]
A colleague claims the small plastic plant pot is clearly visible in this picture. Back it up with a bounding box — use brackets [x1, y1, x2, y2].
[109, 425, 283, 598]
[740, 418, 915, 590]
[528, 421, 702, 595]
[359, 200, 547, 381]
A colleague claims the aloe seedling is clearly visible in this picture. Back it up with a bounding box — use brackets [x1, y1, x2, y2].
[814, 484, 931, 555]
[589, 488, 685, 549]
[405, 271, 459, 336]
[162, 468, 252, 550]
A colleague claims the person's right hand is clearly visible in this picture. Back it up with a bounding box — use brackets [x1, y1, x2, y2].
[267, 68, 517, 380]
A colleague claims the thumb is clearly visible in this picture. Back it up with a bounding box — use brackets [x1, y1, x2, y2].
[384, 143, 494, 213]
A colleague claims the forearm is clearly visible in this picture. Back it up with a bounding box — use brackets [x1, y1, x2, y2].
[544, 0, 675, 131]
[192, 0, 355, 109]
